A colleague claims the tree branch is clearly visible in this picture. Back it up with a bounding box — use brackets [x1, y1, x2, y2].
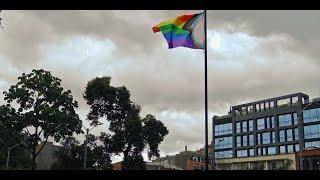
[10, 132, 32, 154]
[37, 129, 43, 137]
[35, 135, 49, 156]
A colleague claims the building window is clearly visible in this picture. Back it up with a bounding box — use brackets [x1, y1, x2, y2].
[304, 124, 320, 139]
[242, 121, 247, 132]
[270, 101, 275, 109]
[262, 132, 271, 144]
[271, 131, 276, 143]
[294, 128, 299, 141]
[248, 120, 253, 131]
[271, 116, 275, 128]
[237, 150, 248, 158]
[192, 156, 198, 161]
[257, 118, 265, 130]
[279, 130, 285, 142]
[257, 133, 261, 145]
[287, 145, 294, 153]
[278, 114, 292, 127]
[236, 122, 241, 133]
[303, 108, 320, 123]
[249, 134, 254, 146]
[249, 149, 254, 156]
[262, 147, 267, 155]
[280, 145, 286, 154]
[242, 135, 248, 147]
[305, 141, 320, 149]
[215, 136, 232, 149]
[293, 113, 298, 125]
[215, 150, 232, 159]
[257, 147, 261, 156]
[215, 123, 232, 136]
[268, 147, 276, 155]
[295, 144, 300, 152]
[286, 129, 293, 142]
[236, 136, 241, 147]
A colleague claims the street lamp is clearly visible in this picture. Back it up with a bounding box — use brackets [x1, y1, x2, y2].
[82, 124, 96, 170]
[0, 138, 19, 170]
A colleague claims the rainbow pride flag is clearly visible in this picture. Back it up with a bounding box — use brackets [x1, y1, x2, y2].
[152, 12, 205, 49]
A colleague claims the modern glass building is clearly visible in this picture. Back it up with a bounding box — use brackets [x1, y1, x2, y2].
[212, 92, 320, 163]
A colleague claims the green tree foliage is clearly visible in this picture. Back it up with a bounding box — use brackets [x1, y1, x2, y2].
[1, 69, 83, 169]
[0, 108, 32, 169]
[84, 76, 169, 170]
[51, 134, 112, 170]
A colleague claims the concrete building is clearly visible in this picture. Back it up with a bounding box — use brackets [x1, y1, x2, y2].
[212, 92, 320, 170]
[36, 141, 61, 170]
[152, 145, 214, 170]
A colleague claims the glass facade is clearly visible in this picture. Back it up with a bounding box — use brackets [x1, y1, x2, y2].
[305, 141, 320, 148]
[268, 147, 276, 155]
[249, 134, 254, 146]
[242, 121, 247, 132]
[286, 129, 293, 141]
[294, 128, 299, 141]
[248, 120, 253, 131]
[278, 114, 292, 127]
[237, 150, 247, 157]
[236, 122, 241, 133]
[257, 133, 261, 145]
[279, 130, 285, 142]
[295, 144, 300, 152]
[265, 116, 274, 129]
[293, 113, 298, 125]
[303, 108, 320, 123]
[249, 149, 254, 156]
[215, 136, 232, 149]
[257, 118, 265, 130]
[304, 124, 320, 139]
[215, 123, 232, 136]
[271, 131, 276, 143]
[280, 145, 286, 154]
[262, 132, 271, 144]
[242, 135, 247, 147]
[271, 116, 275, 128]
[287, 145, 294, 153]
[262, 147, 267, 155]
[214, 94, 320, 159]
[257, 147, 261, 156]
[236, 136, 241, 147]
[215, 150, 233, 159]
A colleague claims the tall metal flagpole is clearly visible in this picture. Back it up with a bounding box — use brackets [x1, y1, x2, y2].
[204, 9, 209, 170]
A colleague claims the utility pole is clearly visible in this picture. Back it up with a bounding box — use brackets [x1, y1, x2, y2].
[83, 128, 89, 169]
[6, 144, 19, 170]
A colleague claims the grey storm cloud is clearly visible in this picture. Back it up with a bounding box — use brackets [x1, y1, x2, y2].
[1, 10, 320, 156]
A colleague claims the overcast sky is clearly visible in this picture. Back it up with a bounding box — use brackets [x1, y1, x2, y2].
[1, 10, 320, 162]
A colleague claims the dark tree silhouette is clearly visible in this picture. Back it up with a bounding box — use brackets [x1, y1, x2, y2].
[84, 76, 169, 170]
[1, 69, 83, 170]
[51, 134, 112, 170]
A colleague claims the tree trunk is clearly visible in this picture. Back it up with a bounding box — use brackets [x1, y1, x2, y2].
[31, 127, 38, 170]
[32, 153, 36, 170]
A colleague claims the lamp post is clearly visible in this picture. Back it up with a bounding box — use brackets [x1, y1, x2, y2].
[82, 125, 96, 170]
[0, 138, 19, 170]
[6, 144, 19, 170]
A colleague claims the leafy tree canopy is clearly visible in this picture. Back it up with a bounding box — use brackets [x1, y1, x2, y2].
[84, 76, 169, 170]
[1, 69, 83, 169]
